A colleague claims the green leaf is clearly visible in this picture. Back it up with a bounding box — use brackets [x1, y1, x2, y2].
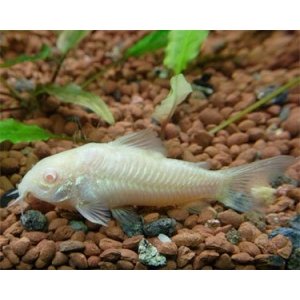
[125, 30, 170, 57]
[164, 30, 209, 74]
[0, 119, 55, 143]
[41, 84, 115, 125]
[57, 30, 90, 54]
[0, 44, 51, 68]
[152, 74, 192, 124]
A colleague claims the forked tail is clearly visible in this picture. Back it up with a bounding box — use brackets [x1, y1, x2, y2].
[217, 155, 297, 212]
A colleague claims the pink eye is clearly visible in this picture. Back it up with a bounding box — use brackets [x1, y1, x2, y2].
[43, 170, 58, 183]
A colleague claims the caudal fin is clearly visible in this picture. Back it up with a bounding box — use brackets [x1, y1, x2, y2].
[217, 155, 297, 212]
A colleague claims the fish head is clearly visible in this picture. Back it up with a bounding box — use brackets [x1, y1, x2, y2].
[14, 153, 75, 207]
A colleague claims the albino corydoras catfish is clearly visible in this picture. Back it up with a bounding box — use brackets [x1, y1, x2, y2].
[10, 129, 296, 226]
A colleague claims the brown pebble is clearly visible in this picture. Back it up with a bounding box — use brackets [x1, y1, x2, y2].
[69, 252, 88, 269]
[99, 238, 122, 250]
[238, 222, 261, 242]
[16, 261, 33, 270]
[10, 237, 31, 256]
[193, 250, 219, 269]
[0, 157, 19, 175]
[184, 215, 198, 229]
[87, 256, 100, 268]
[0, 176, 14, 191]
[165, 123, 180, 139]
[283, 112, 300, 137]
[71, 231, 86, 242]
[100, 249, 121, 262]
[98, 261, 117, 270]
[34, 141, 51, 159]
[22, 231, 48, 244]
[214, 253, 235, 269]
[198, 207, 217, 224]
[123, 235, 144, 250]
[191, 130, 213, 148]
[105, 225, 125, 241]
[260, 146, 281, 159]
[83, 241, 100, 256]
[22, 247, 40, 263]
[177, 246, 195, 268]
[231, 252, 254, 264]
[48, 218, 68, 231]
[227, 133, 249, 147]
[0, 257, 13, 269]
[59, 240, 85, 252]
[205, 233, 235, 254]
[119, 249, 138, 263]
[149, 237, 178, 256]
[0, 236, 9, 248]
[52, 251, 69, 266]
[117, 260, 134, 270]
[167, 208, 189, 221]
[143, 213, 159, 223]
[218, 210, 244, 229]
[37, 240, 56, 263]
[238, 120, 255, 132]
[53, 225, 74, 241]
[172, 231, 204, 248]
[2, 245, 20, 265]
[238, 241, 261, 257]
[199, 108, 223, 125]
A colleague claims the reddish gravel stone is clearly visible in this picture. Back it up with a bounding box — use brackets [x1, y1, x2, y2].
[172, 231, 204, 248]
[218, 210, 244, 228]
[227, 133, 249, 147]
[99, 238, 122, 250]
[177, 246, 196, 268]
[205, 233, 235, 254]
[231, 252, 254, 264]
[69, 253, 88, 269]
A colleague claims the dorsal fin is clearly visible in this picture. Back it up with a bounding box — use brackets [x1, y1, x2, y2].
[110, 129, 167, 156]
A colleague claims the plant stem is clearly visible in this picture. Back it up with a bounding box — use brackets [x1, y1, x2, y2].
[209, 76, 300, 135]
[50, 53, 67, 83]
[0, 76, 26, 103]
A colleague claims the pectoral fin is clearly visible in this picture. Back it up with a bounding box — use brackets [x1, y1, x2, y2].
[76, 202, 111, 226]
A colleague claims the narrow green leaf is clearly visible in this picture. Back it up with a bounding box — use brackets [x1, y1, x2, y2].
[57, 30, 90, 54]
[41, 84, 115, 125]
[125, 30, 170, 57]
[152, 74, 192, 124]
[0, 44, 51, 68]
[164, 30, 209, 74]
[0, 119, 55, 143]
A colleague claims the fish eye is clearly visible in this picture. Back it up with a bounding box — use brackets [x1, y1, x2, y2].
[43, 169, 58, 184]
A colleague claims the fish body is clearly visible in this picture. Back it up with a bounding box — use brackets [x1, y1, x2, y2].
[12, 129, 296, 226]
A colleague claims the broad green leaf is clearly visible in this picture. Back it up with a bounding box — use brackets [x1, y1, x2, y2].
[0, 119, 55, 143]
[0, 44, 51, 68]
[125, 30, 170, 57]
[164, 30, 209, 74]
[57, 30, 90, 54]
[41, 84, 115, 125]
[152, 74, 192, 124]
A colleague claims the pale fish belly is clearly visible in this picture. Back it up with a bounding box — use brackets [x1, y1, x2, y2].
[90, 151, 222, 208]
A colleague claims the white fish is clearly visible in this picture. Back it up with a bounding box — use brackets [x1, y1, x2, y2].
[11, 129, 296, 226]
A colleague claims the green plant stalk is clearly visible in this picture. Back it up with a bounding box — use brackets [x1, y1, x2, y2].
[209, 76, 300, 135]
[50, 53, 67, 83]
